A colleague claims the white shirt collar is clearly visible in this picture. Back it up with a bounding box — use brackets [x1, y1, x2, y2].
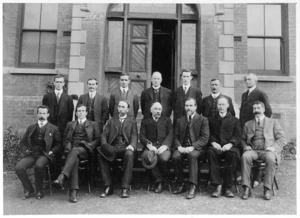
[211, 92, 221, 98]
[152, 116, 160, 121]
[187, 112, 196, 120]
[78, 118, 87, 124]
[38, 120, 48, 126]
[89, 91, 96, 98]
[219, 112, 226, 118]
[54, 89, 63, 95]
[152, 85, 161, 90]
[256, 115, 265, 123]
[248, 86, 256, 95]
[119, 115, 127, 120]
[120, 87, 128, 93]
[183, 84, 191, 91]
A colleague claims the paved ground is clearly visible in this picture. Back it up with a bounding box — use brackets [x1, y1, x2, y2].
[3, 160, 296, 215]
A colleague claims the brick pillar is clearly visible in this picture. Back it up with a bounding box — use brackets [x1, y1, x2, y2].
[217, 4, 237, 111]
[68, 4, 86, 96]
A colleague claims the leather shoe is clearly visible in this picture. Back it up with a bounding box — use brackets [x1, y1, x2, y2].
[99, 186, 113, 198]
[172, 183, 185, 194]
[211, 185, 222, 198]
[264, 187, 271, 200]
[22, 188, 34, 200]
[154, 182, 163, 193]
[224, 188, 234, 198]
[69, 190, 77, 203]
[186, 184, 196, 199]
[242, 186, 251, 200]
[36, 190, 44, 200]
[121, 188, 130, 198]
[54, 173, 65, 190]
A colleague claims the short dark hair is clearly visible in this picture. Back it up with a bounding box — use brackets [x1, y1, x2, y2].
[211, 78, 221, 83]
[120, 73, 130, 79]
[185, 97, 197, 106]
[182, 69, 192, 75]
[54, 74, 65, 82]
[119, 100, 130, 108]
[76, 104, 87, 112]
[37, 105, 50, 113]
[87, 77, 98, 84]
[253, 101, 265, 109]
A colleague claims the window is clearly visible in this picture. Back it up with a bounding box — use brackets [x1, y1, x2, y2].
[247, 4, 283, 74]
[19, 3, 58, 68]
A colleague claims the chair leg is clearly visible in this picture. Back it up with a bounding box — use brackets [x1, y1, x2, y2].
[234, 171, 239, 194]
[47, 166, 52, 196]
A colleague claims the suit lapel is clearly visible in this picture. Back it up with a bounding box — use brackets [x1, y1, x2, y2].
[245, 88, 258, 103]
[94, 93, 100, 109]
[148, 88, 154, 101]
[44, 124, 53, 152]
[58, 92, 67, 116]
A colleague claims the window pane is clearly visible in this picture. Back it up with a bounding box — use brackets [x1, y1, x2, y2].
[41, 4, 58, 29]
[248, 38, 264, 69]
[40, 32, 57, 63]
[247, 5, 264, 36]
[265, 5, 281, 36]
[107, 21, 123, 69]
[129, 4, 176, 14]
[265, 39, 281, 70]
[110, 3, 124, 12]
[21, 32, 40, 63]
[182, 4, 197, 14]
[23, 3, 41, 29]
[132, 24, 147, 38]
[181, 23, 196, 70]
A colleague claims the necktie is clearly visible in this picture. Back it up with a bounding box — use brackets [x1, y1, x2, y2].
[184, 86, 187, 94]
[257, 118, 260, 126]
[245, 90, 249, 101]
[188, 115, 192, 124]
[122, 89, 126, 100]
[56, 92, 60, 104]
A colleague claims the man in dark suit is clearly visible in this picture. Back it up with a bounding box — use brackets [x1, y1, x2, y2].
[172, 98, 209, 199]
[201, 79, 235, 118]
[15, 105, 62, 200]
[240, 73, 272, 127]
[140, 102, 174, 193]
[109, 73, 139, 118]
[42, 74, 74, 136]
[141, 71, 172, 118]
[77, 77, 109, 132]
[172, 69, 202, 127]
[207, 97, 241, 198]
[53, 104, 100, 203]
[240, 101, 286, 200]
[98, 100, 138, 198]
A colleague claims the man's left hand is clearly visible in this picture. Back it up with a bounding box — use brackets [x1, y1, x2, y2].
[185, 146, 195, 153]
[126, 145, 134, 151]
[157, 145, 168, 155]
[221, 143, 233, 152]
[265, 147, 276, 152]
[48, 151, 54, 156]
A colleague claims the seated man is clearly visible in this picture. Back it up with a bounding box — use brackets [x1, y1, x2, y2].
[54, 104, 100, 203]
[98, 100, 138, 198]
[207, 97, 241, 198]
[15, 105, 62, 200]
[172, 98, 209, 199]
[241, 101, 286, 200]
[140, 102, 174, 193]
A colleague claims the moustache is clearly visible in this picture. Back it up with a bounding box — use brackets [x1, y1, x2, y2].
[254, 111, 261, 115]
[38, 117, 46, 121]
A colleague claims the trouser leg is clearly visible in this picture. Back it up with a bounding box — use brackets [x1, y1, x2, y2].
[34, 155, 50, 191]
[172, 150, 184, 183]
[241, 150, 258, 188]
[259, 151, 277, 190]
[121, 150, 134, 189]
[15, 156, 35, 191]
[98, 153, 112, 187]
[223, 151, 238, 189]
[153, 149, 171, 183]
[207, 147, 222, 186]
[187, 150, 201, 185]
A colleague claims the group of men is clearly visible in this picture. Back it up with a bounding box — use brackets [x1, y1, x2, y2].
[16, 70, 286, 204]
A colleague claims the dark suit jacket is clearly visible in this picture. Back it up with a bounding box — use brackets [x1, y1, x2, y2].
[241, 117, 287, 164]
[141, 86, 172, 118]
[140, 116, 174, 149]
[109, 89, 139, 118]
[240, 88, 272, 127]
[101, 117, 138, 150]
[64, 120, 101, 152]
[42, 92, 74, 134]
[174, 113, 209, 152]
[172, 86, 202, 125]
[19, 122, 62, 163]
[77, 93, 109, 132]
[208, 112, 241, 157]
[201, 94, 235, 118]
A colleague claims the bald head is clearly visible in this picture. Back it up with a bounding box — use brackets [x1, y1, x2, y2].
[150, 102, 163, 118]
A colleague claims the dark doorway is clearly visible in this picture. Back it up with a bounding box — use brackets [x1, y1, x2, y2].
[152, 20, 175, 90]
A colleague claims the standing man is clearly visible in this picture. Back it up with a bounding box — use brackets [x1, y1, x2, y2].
[240, 101, 286, 200]
[15, 105, 62, 200]
[172, 98, 209, 199]
[98, 101, 138, 198]
[53, 104, 100, 203]
[240, 73, 272, 127]
[201, 79, 235, 118]
[109, 73, 139, 118]
[77, 77, 109, 133]
[207, 97, 241, 198]
[140, 102, 174, 193]
[42, 74, 74, 136]
[141, 71, 172, 118]
[172, 69, 202, 127]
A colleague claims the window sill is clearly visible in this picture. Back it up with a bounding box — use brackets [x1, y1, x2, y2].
[9, 68, 58, 75]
